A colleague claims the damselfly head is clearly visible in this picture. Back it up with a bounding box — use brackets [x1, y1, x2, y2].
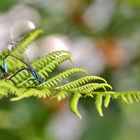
[8, 36, 25, 51]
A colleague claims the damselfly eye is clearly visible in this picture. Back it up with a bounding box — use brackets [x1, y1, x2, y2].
[8, 20, 36, 51]
[10, 20, 36, 40]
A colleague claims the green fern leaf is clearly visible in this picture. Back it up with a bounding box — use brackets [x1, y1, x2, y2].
[32, 50, 71, 71]
[120, 95, 129, 104]
[1, 29, 140, 119]
[71, 83, 112, 92]
[104, 94, 111, 108]
[0, 81, 19, 96]
[56, 76, 108, 90]
[40, 68, 88, 88]
[0, 87, 9, 98]
[96, 94, 103, 117]
[70, 92, 82, 119]
[0, 29, 43, 73]
[38, 54, 72, 77]
[11, 88, 51, 101]
[53, 90, 68, 101]
[10, 54, 72, 87]
[126, 94, 133, 104]
[11, 29, 43, 58]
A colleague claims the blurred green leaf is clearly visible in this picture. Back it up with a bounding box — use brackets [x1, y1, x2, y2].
[0, 0, 17, 12]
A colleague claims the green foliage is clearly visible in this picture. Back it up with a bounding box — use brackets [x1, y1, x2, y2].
[11, 29, 43, 58]
[70, 92, 82, 119]
[0, 29, 140, 119]
[0, 29, 43, 73]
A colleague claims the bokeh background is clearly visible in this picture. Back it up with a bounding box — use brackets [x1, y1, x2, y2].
[0, 0, 140, 140]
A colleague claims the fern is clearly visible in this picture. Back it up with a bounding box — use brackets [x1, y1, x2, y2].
[38, 54, 72, 78]
[40, 68, 88, 88]
[9, 53, 72, 87]
[32, 50, 70, 71]
[11, 29, 43, 58]
[70, 92, 82, 119]
[96, 94, 103, 117]
[0, 29, 140, 119]
[57, 83, 112, 92]
[11, 88, 51, 101]
[55, 76, 108, 90]
[104, 94, 111, 108]
[0, 29, 43, 73]
[53, 90, 68, 101]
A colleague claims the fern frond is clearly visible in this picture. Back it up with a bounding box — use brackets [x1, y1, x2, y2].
[11, 29, 43, 58]
[70, 92, 82, 119]
[32, 50, 71, 71]
[10, 88, 51, 101]
[53, 90, 68, 101]
[8, 71, 30, 86]
[104, 94, 111, 108]
[4, 78, 140, 118]
[96, 94, 103, 117]
[1, 29, 140, 119]
[0, 87, 9, 98]
[120, 95, 129, 104]
[0, 29, 43, 73]
[56, 76, 108, 90]
[9, 54, 72, 87]
[126, 94, 133, 104]
[0, 81, 19, 96]
[40, 68, 88, 88]
[84, 91, 140, 116]
[37, 54, 72, 78]
[132, 94, 139, 102]
[69, 83, 112, 93]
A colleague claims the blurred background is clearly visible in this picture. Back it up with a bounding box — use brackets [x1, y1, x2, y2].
[0, 0, 140, 139]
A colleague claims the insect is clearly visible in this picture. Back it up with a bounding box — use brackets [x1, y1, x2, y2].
[8, 56, 44, 84]
[8, 36, 25, 51]
[5, 36, 44, 84]
[2, 53, 44, 84]
[2, 52, 44, 84]
[0, 54, 23, 79]
[0, 37, 25, 79]
[0, 64, 8, 79]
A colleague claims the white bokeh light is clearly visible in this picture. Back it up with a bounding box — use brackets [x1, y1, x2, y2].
[71, 37, 106, 75]
[83, 0, 116, 31]
[40, 34, 71, 56]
